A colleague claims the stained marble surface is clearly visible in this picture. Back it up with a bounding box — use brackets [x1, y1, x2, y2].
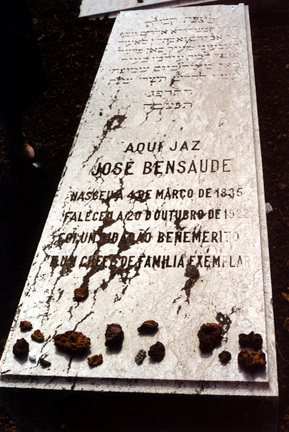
[0, 5, 278, 396]
[79, 0, 215, 18]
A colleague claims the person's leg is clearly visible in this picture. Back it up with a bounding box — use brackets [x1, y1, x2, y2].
[4, 107, 35, 160]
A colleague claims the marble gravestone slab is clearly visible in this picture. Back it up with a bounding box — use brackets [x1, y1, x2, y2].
[79, 0, 216, 18]
[0, 5, 277, 396]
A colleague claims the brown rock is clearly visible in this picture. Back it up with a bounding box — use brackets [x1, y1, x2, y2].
[238, 349, 266, 372]
[88, 354, 103, 367]
[54, 331, 91, 355]
[31, 330, 45, 343]
[239, 331, 263, 350]
[13, 338, 29, 358]
[137, 320, 158, 334]
[197, 323, 222, 353]
[39, 358, 51, 368]
[20, 321, 33, 332]
[148, 341, 165, 362]
[218, 350, 231, 364]
[74, 286, 89, 302]
[105, 323, 124, 349]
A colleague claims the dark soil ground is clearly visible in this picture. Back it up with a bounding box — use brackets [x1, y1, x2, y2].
[0, 0, 288, 431]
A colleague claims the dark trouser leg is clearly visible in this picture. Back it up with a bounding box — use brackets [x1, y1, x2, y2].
[4, 107, 24, 150]
[3, 106, 34, 160]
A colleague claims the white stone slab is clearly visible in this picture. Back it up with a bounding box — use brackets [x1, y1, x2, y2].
[0, 5, 277, 396]
[79, 0, 216, 19]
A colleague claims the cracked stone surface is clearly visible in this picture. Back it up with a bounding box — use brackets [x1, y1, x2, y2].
[0, 5, 277, 397]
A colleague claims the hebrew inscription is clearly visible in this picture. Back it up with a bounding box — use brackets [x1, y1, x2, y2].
[0, 5, 275, 391]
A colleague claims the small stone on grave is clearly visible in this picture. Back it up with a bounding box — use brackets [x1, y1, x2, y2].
[105, 324, 124, 349]
[137, 320, 158, 334]
[197, 323, 222, 353]
[31, 330, 45, 343]
[238, 350, 266, 372]
[20, 321, 33, 332]
[148, 342, 165, 362]
[74, 286, 89, 302]
[13, 339, 29, 358]
[54, 331, 91, 356]
[88, 354, 103, 367]
[239, 332, 263, 350]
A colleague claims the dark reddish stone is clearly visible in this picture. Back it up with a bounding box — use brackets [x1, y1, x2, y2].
[239, 331, 263, 350]
[105, 324, 124, 349]
[54, 331, 91, 355]
[218, 350, 232, 364]
[13, 338, 29, 358]
[31, 330, 45, 343]
[74, 286, 89, 302]
[148, 341, 165, 362]
[238, 349, 266, 372]
[39, 358, 51, 368]
[137, 320, 158, 334]
[20, 321, 33, 332]
[88, 354, 103, 367]
[197, 323, 222, 353]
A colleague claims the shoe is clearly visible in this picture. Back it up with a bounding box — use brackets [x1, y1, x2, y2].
[15, 143, 35, 161]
